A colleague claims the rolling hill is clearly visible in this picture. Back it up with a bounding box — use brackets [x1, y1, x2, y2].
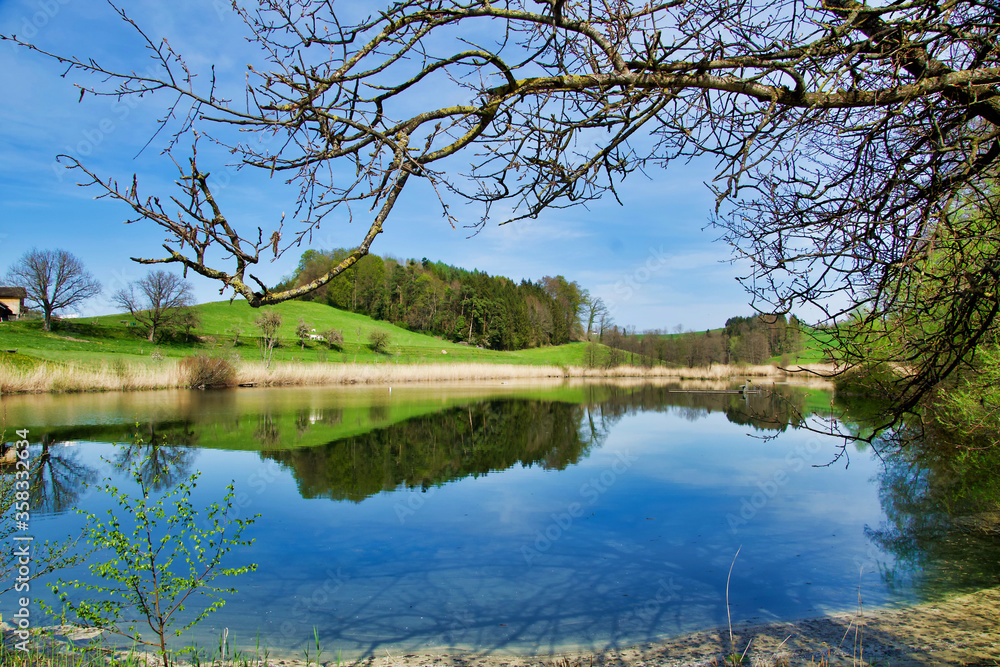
[0, 300, 599, 367]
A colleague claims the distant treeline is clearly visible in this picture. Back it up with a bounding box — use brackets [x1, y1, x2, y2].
[275, 250, 586, 350]
[599, 314, 804, 367]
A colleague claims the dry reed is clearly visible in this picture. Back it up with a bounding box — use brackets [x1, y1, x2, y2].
[565, 363, 835, 379]
[0, 360, 184, 394]
[0, 358, 838, 395]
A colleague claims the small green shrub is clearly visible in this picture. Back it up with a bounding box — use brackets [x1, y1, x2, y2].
[368, 328, 391, 354]
[180, 354, 236, 388]
[50, 458, 258, 666]
[323, 327, 344, 350]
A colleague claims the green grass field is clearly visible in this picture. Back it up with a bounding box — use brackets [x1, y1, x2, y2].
[0, 300, 601, 368]
[786, 327, 837, 364]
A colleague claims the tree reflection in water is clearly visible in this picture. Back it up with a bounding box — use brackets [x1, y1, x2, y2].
[5, 382, 1000, 655]
[29, 437, 98, 515]
[864, 426, 1000, 596]
[257, 385, 818, 503]
[114, 422, 198, 491]
[260, 399, 605, 502]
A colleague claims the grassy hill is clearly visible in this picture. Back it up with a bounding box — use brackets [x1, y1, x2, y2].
[792, 327, 837, 364]
[0, 300, 599, 368]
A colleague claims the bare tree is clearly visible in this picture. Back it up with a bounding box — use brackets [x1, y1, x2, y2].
[255, 310, 283, 367]
[597, 309, 615, 343]
[113, 271, 194, 342]
[228, 325, 245, 348]
[323, 327, 344, 350]
[583, 297, 609, 341]
[4, 249, 101, 331]
[8, 0, 1000, 426]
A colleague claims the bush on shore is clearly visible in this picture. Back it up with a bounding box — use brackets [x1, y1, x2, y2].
[179, 354, 236, 388]
[368, 329, 391, 353]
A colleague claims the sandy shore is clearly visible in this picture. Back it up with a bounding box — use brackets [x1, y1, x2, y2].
[354, 588, 1000, 667]
[23, 586, 996, 667]
[338, 586, 1000, 667]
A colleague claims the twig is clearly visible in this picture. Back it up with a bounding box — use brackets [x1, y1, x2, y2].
[726, 545, 742, 650]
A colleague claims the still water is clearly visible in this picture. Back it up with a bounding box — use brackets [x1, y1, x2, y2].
[2, 381, 997, 658]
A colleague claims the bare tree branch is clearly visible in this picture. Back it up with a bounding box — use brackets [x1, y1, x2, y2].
[6, 0, 1000, 424]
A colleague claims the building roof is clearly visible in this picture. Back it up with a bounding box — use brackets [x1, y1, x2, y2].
[0, 287, 27, 299]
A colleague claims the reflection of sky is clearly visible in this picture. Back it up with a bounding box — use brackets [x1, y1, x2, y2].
[15, 400, 917, 660]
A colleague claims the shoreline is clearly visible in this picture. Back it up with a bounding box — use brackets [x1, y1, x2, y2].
[252, 585, 1000, 666]
[18, 585, 1000, 666]
[0, 360, 837, 395]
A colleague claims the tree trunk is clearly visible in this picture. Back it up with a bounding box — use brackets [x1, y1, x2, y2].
[352, 269, 358, 311]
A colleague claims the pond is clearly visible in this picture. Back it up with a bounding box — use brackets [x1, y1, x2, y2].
[2, 381, 998, 659]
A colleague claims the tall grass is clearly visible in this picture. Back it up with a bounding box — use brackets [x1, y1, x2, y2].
[0, 360, 185, 394]
[0, 640, 152, 667]
[0, 358, 838, 395]
[567, 363, 836, 379]
[0, 642, 273, 667]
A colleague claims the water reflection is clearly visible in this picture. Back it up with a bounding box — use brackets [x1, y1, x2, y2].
[580, 383, 820, 433]
[261, 399, 610, 502]
[865, 428, 1000, 596]
[29, 439, 97, 514]
[2, 382, 819, 449]
[4, 383, 824, 507]
[1, 382, 996, 657]
[115, 435, 198, 491]
[254, 386, 827, 503]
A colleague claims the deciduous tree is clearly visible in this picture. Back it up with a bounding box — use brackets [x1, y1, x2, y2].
[368, 328, 392, 354]
[295, 317, 311, 350]
[113, 271, 194, 343]
[4, 249, 101, 331]
[323, 327, 344, 350]
[255, 310, 283, 367]
[583, 296, 609, 342]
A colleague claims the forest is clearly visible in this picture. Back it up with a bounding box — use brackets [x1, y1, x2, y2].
[598, 315, 804, 368]
[277, 249, 803, 366]
[274, 250, 587, 351]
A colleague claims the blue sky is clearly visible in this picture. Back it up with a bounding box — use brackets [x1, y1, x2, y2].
[0, 0, 756, 331]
